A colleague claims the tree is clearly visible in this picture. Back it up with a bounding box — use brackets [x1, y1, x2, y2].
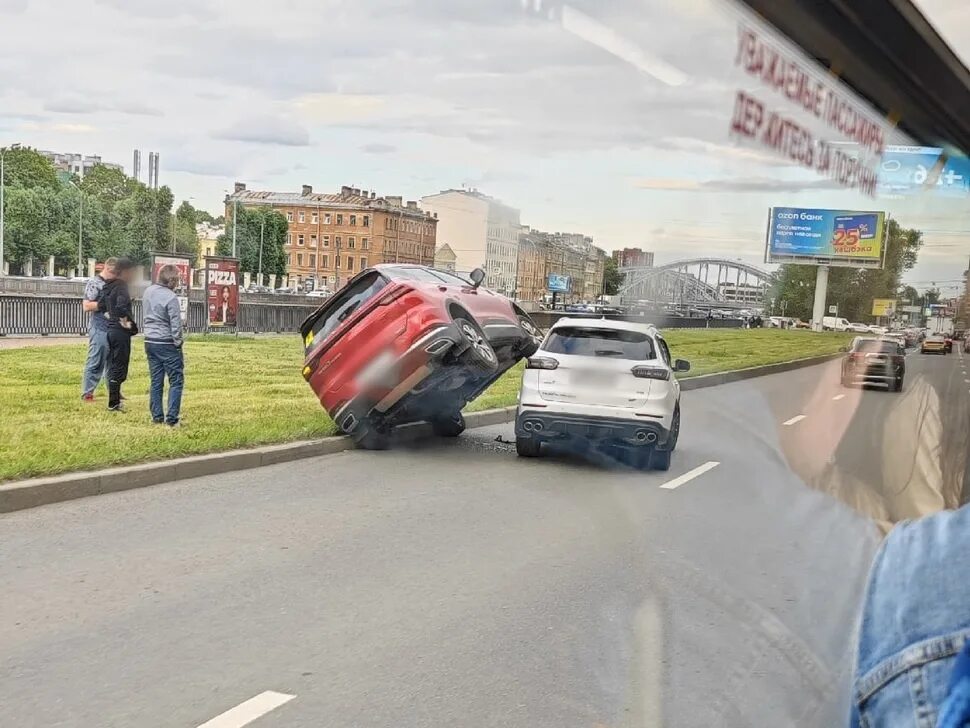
[80, 164, 134, 206]
[923, 287, 941, 305]
[770, 219, 923, 321]
[174, 200, 201, 262]
[602, 256, 624, 295]
[899, 285, 920, 305]
[1, 147, 59, 190]
[217, 207, 287, 279]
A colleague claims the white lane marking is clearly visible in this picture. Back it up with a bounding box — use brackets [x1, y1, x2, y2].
[197, 692, 296, 728]
[832, 394, 845, 401]
[660, 461, 720, 490]
[782, 415, 807, 426]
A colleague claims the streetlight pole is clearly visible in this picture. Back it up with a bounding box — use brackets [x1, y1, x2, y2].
[258, 214, 264, 287]
[232, 199, 238, 258]
[0, 143, 22, 276]
[69, 180, 84, 277]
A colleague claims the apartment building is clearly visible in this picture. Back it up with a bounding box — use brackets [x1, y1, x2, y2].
[227, 183, 437, 290]
[515, 229, 604, 303]
[420, 189, 521, 296]
[612, 247, 655, 269]
[434, 243, 457, 273]
[38, 150, 123, 179]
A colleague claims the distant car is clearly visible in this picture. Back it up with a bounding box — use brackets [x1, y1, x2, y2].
[881, 333, 907, 349]
[868, 325, 888, 335]
[305, 289, 331, 299]
[822, 316, 851, 331]
[847, 322, 871, 334]
[922, 334, 948, 354]
[275, 287, 297, 295]
[792, 318, 811, 329]
[945, 335, 954, 353]
[515, 318, 690, 471]
[842, 337, 905, 391]
[300, 264, 543, 449]
[244, 285, 274, 294]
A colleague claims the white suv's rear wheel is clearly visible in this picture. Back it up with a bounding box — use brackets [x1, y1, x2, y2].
[516, 436, 542, 457]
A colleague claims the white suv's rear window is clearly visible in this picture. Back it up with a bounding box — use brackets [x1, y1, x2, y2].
[543, 327, 655, 360]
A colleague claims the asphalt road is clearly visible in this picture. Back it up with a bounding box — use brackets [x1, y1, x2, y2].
[2, 346, 967, 727]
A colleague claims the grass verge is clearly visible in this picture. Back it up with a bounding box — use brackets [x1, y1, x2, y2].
[0, 329, 852, 481]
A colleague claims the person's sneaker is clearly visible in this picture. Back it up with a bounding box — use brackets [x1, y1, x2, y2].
[152, 419, 164, 425]
[108, 405, 126, 413]
[81, 393, 95, 402]
[166, 421, 181, 429]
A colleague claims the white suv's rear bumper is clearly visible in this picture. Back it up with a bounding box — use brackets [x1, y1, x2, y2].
[516, 403, 674, 447]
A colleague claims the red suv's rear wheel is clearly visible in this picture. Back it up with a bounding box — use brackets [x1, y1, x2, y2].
[456, 318, 498, 372]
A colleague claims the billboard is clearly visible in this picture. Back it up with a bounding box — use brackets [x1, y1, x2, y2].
[871, 299, 895, 317]
[205, 256, 240, 328]
[879, 146, 970, 198]
[547, 273, 570, 292]
[150, 253, 192, 322]
[765, 207, 886, 268]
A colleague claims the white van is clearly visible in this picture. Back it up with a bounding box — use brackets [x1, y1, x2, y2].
[821, 316, 851, 331]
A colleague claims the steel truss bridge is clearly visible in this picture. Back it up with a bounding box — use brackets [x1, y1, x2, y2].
[617, 257, 777, 308]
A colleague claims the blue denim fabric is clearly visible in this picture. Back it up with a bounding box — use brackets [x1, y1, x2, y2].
[81, 328, 109, 396]
[851, 505, 970, 727]
[145, 342, 184, 425]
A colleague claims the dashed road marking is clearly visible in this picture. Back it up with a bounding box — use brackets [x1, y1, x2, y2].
[659, 461, 720, 490]
[832, 394, 845, 401]
[783, 415, 807, 426]
[197, 692, 296, 728]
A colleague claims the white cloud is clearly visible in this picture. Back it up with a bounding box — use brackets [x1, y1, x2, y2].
[212, 116, 311, 147]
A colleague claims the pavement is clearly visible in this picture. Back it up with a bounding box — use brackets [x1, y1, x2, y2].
[0, 335, 85, 349]
[2, 346, 967, 727]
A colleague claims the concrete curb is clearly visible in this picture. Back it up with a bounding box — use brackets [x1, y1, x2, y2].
[678, 352, 842, 391]
[0, 354, 836, 514]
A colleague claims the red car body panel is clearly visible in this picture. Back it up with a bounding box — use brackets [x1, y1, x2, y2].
[301, 265, 537, 435]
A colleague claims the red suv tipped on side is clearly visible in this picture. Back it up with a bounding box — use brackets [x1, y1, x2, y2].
[300, 265, 543, 448]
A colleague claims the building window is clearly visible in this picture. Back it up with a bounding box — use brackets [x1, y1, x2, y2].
[288, 233, 293, 246]
[347, 256, 354, 271]
[362, 238, 369, 250]
[363, 215, 369, 227]
[287, 211, 293, 223]
[335, 236, 341, 248]
[321, 255, 329, 269]
[360, 256, 367, 269]
[347, 237, 355, 249]
[311, 212, 318, 224]
[309, 254, 316, 268]
[322, 235, 330, 247]
[324, 213, 331, 224]
[336, 214, 343, 225]
[286, 253, 292, 265]
[350, 214, 357, 226]
[298, 211, 305, 223]
[297, 234, 304, 246]
[310, 234, 317, 247]
[297, 253, 303, 266]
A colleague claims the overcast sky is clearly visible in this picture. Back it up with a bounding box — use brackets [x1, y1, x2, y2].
[1, 0, 968, 292]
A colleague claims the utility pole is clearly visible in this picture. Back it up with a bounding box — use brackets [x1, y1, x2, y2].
[232, 199, 238, 258]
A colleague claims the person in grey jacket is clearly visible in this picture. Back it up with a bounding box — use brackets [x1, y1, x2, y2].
[143, 264, 186, 426]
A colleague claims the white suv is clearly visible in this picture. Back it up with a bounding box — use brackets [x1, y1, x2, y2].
[515, 318, 690, 470]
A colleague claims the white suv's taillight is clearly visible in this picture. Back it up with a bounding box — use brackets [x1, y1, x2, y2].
[526, 356, 559, 370]
[631, 365, 670, 380]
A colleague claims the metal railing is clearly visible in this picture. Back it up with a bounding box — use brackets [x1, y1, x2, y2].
[0, 295, 317, 336]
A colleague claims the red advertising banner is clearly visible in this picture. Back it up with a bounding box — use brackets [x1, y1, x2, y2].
[205, 256, 240, 328]
[150, 253, 192, 322]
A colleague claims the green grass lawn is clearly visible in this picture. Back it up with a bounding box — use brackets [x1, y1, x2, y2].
[0, 329, 852, 481]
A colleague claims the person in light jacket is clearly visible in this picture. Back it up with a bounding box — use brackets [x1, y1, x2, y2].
[143, 264, 185, 426]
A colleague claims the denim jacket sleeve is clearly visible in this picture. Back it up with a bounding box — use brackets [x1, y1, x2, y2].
[851, 505, 970, 728]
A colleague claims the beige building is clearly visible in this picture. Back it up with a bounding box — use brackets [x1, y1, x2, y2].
[515, 229, 604, 304]
[197, 223, 222, 261]
[420, 189, 520, 296]
[434, 243, 457, 273]
[227, 183, 437, 290]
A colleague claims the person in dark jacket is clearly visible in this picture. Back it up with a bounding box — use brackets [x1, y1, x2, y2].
[98, 258, 138, 412]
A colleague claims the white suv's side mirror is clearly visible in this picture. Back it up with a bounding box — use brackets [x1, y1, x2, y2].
[674, 359, 691, 372]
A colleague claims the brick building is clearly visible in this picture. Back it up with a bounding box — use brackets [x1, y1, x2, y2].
[226, 183, 437, 290]
[612, 247, 654, 269]
[515, 229, 605, 304]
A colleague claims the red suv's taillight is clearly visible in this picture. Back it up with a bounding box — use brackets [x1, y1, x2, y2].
[526, 357, 559, 370]
[631, 365, 670, 380]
